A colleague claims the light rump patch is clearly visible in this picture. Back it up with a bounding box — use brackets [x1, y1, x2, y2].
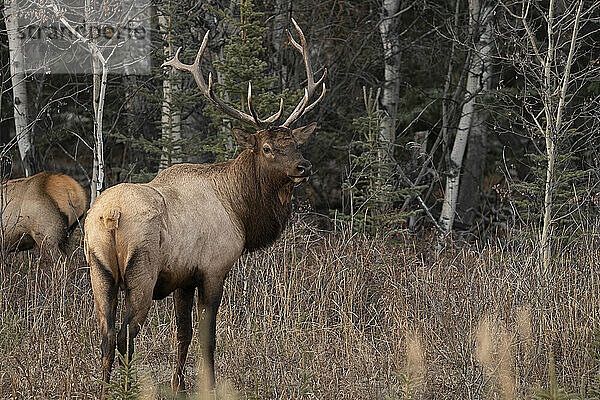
[1, 171, 87, 255]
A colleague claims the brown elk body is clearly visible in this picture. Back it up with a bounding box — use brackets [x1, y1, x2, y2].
[1, 171, 87, 254]
[84, 19, 326, 396]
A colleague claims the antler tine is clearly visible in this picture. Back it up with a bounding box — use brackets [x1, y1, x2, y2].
[194, 30, 210, 67]
[162, 31, 265, 128]
[247, 82, 261, 124]
[282, 88, 309, 127]
[207, 72, 214, 96]
[263, 98, 284, 124]
[302, 80, 326, 116]
[283, 18, 327, 127]
[288, 18, 326, 96]
[247, 82, 285, 126]
[161, 47, 183, 69]
[286, 28, 303, 53]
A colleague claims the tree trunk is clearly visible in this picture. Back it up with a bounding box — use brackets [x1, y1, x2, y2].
[456, 108, 488, 227]
[159, 13, 181, 171]
[539, 0, 583, 271]
[456, 28, 492, 228]
[5, 0, 36, 176]
[439, 1, 492, 235]
[441, 0, 462, 165]
[90, 58, 107, 206]
[216, 46, 233, 155]
[45, 0, 110, 205]
[160, 71, 182, 170]
[81, 0, 106, 206]
[273, 0, 289, 89]
[378, 0, 400, 163]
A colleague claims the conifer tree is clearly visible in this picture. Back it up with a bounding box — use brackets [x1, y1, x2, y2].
[342, 87, 422, 235]
[204, 0, 301, 161]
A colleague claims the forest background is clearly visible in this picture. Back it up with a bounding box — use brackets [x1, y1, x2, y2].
[3, 0, 600, 248]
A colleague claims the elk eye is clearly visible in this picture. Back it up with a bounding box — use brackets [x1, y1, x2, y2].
[263, 145, 272, 155]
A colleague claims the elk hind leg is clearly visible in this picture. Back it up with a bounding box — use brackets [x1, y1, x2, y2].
[116, 250, 155, 363]
[32, 208, 69, 260]
[172, 287, 195, 392]
[89, 253, 118, 397]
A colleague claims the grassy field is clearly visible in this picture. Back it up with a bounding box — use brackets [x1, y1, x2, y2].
[1, 221, 600, 399]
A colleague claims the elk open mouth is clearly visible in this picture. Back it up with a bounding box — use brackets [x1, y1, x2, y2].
[288, 175, 310, 183]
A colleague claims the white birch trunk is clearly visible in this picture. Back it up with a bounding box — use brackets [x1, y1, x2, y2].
[84, 0, 105, 206]
[160, 71, 182, 170]
[90, 58, 107, 206]
[540, 0, 583, 271]
[53, 0, 108, 206]
[378, 0, 400, 163]
[439, 1, 493, 234]
[45, 1, 114, 205]
[159, 13, 181, 171]
[5, 0, 35, 176]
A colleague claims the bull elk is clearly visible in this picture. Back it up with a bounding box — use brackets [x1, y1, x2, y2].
[84, 19, 326, 396]
[1, 171, 87, 254]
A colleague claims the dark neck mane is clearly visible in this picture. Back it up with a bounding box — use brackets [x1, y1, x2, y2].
[216, 150, 294, 251]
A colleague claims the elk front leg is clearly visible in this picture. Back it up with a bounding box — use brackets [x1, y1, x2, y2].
[172, 287, 195, 392]
[197, 280, 223, 393]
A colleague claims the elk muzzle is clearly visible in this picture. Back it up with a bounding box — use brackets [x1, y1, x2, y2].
[291, 159, 312, 183]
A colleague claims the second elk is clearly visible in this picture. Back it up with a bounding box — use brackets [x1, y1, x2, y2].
[84, 18, 326, 397]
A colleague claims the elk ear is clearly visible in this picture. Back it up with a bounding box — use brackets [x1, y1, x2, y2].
[232, 127, 256, 149]
[292, 122, 317, 145]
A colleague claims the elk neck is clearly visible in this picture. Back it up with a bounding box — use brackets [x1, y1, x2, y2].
[217, 149, 294, 252]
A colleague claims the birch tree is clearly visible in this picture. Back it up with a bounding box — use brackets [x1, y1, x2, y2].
[439, 0, 493, 235]
[5, 0, 36, 176]
[159, 10, 182, 170]
[499, 0, 587, 271]
[378, 0, 400, 163]
[53, 0, 111, 206]
[45, 3, 119, 205]
[44, 0, 147, 205]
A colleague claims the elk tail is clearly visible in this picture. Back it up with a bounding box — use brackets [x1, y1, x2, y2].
[102, 209, 121, 231]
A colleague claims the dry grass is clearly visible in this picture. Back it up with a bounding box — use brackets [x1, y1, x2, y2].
[1, 222, 600, 399]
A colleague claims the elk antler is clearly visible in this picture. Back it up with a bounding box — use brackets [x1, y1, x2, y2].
[162, 31, 284, 129]
[281, 18, 327, 127]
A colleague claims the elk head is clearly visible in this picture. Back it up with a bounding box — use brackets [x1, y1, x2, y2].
[232, 124, 316, 183]
[162, 18, 327, 184]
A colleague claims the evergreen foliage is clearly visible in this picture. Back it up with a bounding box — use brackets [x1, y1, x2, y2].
[110, 0, 210, 181]
[531, 352, 577, 400]
[342, 87, 422, 235]
[203, 0, 302, 161]
[104, 329, 142, 400]
[511, 128, 595, 234]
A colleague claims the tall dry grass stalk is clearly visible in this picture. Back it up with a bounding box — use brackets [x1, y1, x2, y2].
[405, 331, 426, 397]
[475, 314, 516, 400]
[1, 223, 600, 398]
